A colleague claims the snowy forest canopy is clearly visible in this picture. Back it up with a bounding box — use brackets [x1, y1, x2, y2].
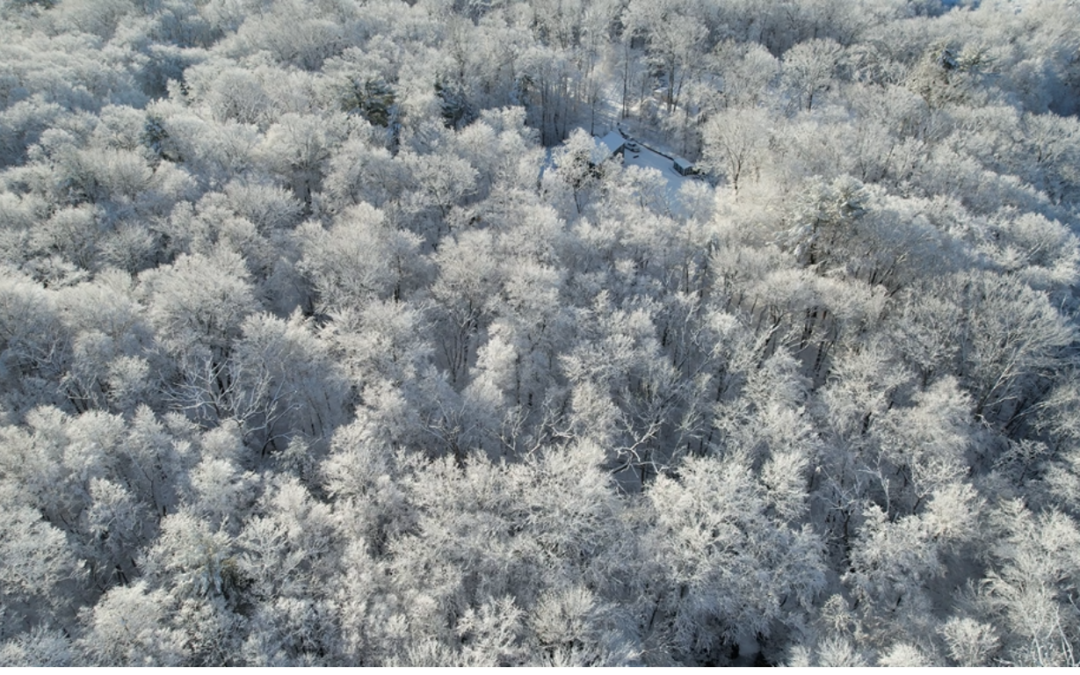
[0, 0, 1079, 666]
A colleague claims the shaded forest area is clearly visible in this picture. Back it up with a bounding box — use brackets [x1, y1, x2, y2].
[1, 0, 1079, 666]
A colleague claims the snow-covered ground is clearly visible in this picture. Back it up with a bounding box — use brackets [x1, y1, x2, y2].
[620, 136, 707, 220]
[539, 124, 713, 220]
[583, 68, 712, 220]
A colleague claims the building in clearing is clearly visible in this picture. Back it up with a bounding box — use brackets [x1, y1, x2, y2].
[593, 130, 626, 163]
[673, 156, 697, 176]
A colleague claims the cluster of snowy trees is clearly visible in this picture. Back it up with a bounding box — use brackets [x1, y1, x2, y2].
[1, 0, 1079, 666]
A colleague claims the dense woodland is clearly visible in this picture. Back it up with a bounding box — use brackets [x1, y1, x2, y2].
[0, 0, 1079, 666]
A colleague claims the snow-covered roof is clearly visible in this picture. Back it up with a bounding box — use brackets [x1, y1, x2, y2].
[673, 157, 694, 170]
[595, 130, 625, 159]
